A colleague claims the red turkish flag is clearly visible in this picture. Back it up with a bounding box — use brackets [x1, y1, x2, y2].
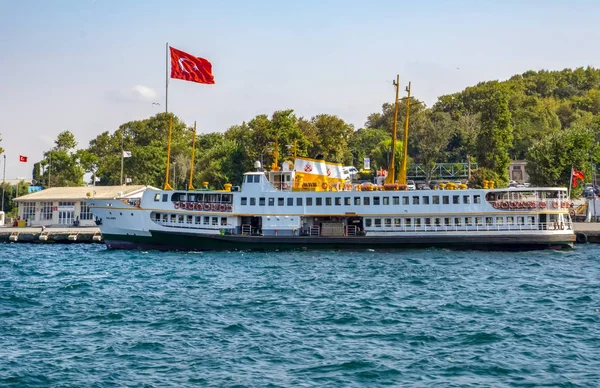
[572, 168, 585, 187]
[170, 46, 214, 84]
[19, 155, 28, 162]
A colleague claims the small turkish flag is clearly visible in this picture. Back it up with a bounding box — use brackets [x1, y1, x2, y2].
[170, 46, 214, 84]
[19, 155, 28, 162]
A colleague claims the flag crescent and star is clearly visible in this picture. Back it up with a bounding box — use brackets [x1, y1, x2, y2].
[169, 46, 215, 84]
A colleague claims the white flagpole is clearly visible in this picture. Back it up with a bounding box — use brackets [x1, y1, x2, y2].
[165, 42, 169, 113]
[568, 166, 573, 199]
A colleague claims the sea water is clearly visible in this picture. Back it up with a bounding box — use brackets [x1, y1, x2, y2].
[1, 243, 599, 387]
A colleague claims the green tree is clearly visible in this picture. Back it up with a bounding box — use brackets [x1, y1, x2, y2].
[411, 111, 457, 182]
[526, 124, 599, 190]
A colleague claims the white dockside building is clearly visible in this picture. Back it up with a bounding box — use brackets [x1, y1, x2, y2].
[13, 186, 154, 227]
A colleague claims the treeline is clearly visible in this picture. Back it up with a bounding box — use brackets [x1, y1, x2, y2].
[23, 66, 600, 192]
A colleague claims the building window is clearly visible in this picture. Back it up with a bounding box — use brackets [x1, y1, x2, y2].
[80, 201, 94, 220]
[412, 196, 419, 205]
[373, 197, 380, 205]
[241, 197, 248, 205]
[297, 197, 303, 206]
[22, 202, 36, 221]
[287, 198, 293, 206]
[453, 195, 460, 204]
[432, 196, 440, 204]
[326, 197, 332, 206]
[393, 196, 399, 205]
[364, 197, 371, 205]
[40, 202, 53, 220]
[316, 198, 323, 206]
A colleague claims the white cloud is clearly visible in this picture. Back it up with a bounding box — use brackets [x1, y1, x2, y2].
[132, 85, 158, 101]
[107, 85, 159, 103]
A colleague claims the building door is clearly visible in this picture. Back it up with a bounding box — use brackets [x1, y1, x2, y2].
[58, 210, 74, 225]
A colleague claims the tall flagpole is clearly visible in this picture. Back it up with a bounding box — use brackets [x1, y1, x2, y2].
[165, 42, 169, 113]
[188, 121, 197, 190]
[568, 166, 573, 199]
[120, 130, 124, 185]
[164, 117, 174, 190]
[1, 154, 6, 212]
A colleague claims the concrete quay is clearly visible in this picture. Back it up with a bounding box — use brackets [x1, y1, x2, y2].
[0, 226, 103, 244]
[573, 222, 600, 244]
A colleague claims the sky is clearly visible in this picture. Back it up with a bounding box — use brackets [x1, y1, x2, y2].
[1, 0, 599, 180]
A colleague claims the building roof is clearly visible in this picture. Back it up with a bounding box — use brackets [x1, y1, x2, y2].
[14, 185, 153, 202]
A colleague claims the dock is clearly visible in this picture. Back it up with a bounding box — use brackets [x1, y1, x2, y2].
[0, 227, 103, 244]
[573, 222, 600, 244]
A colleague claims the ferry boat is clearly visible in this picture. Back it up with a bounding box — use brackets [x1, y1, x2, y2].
[88, 165, 575, 251]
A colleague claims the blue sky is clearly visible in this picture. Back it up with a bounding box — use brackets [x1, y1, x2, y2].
[1, 0, 599, 179]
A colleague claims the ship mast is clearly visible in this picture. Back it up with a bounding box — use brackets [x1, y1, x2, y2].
[386, 75, 400, 184]
[398, 82, 411, 185]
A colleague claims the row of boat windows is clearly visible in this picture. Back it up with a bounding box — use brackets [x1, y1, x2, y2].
[365, 215, 542, 228]
[240, 194, 483, 207]
[154, 193, 234, 203]
[154, 213, 229, 226]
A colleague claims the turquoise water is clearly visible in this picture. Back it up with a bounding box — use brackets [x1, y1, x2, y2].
[1, 244, 599, 387]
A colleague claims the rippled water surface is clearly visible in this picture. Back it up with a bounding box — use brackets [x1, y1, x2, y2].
[1, 243, 599, 387]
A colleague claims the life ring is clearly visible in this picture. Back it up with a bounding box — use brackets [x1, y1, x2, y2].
[204, 203, 210, 211]
[492, 201, 499, 209]
[187, 202, 194, 210]
[539, 201, 547, 209]
[196, 203, 202, 211]
[220, 204, 226, 212]
[212, 203, 218, 211]
[509, 201, 516, 209]
[227, 205, 233, 212]
[576, 232, 587, 244]
[569, 209, 575, 216]
[282, 183, 290, 190]
[552, 200, 559, 209]
[345, 183, 352, 191]
[174, 201, 180, 209]
[322, 182, 328, 190]
[501, 202, 509, 209]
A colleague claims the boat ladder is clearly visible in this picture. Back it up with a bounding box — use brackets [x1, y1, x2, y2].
[310, 226, 320, 236]
[241, 224, 252, 236]
[346, 225, 358, 236]
[9, 231, 19, 242]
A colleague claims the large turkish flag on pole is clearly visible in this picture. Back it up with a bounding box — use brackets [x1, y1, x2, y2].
[169, 46, 214, 84]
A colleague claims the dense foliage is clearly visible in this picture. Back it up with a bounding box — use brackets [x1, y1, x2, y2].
[14, 66, 600, 190]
